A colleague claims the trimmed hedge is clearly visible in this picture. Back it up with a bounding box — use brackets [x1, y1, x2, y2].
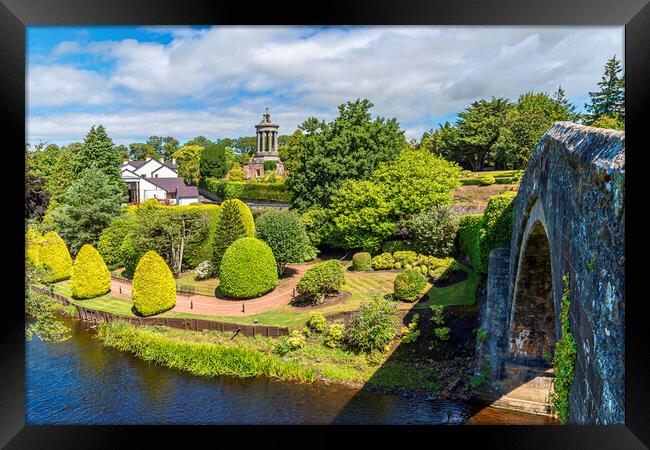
[212, 199, 255, 274]
[352, 252, 371, 271]
[132, 250, 176, 317]
[296, 260, 345, 303]
[200, 178, 292, 203]
[181, 204, 221, 269]
[40, 231, 73, 283]
[371, 252, 395, 270]
[71, 244, 111, 299]
[479, 192, 516, 272]
[459, 176, 514, 186]
[26, 228, 44, 267]
[393, 269, 427, 302]
[219, 237, 278, 299]
[456, 214, 484, 271]
[97, 218, 132, 269]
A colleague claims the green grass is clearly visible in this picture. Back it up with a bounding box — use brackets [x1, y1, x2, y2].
[175, 272, 220, 296]
[461, 170, 519, 179]
[417, 263, 480, 308]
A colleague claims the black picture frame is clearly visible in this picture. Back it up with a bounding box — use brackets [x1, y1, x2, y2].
[2, 0, 648, 447]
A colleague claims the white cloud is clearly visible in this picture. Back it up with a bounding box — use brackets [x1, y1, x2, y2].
[27, 26, 623, 144]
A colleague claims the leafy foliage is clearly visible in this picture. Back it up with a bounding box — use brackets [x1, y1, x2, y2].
[97, 218, 133, 269]
[70, 244, 111, 299]
[71, 125, 125, 187]
[39, 231, 73, 283]
[590, 114, 624, 131]
[201, 179, 292, 203]
[352, 252, 372, 271]
[393, 269, 426, 302]
[295, 260, 344, 304]
[345, 295, 399, 353]
[551, 275, 577, 424]
[300, 206, 331, 247]
[585, 55, 625, 124]
[200, 142, 227, 178]
[400, 314, 420, 344]
[194, 261, 213, 281]
[25, 288, 70, 343]
[408, 205, 459, 257]
[218, 237, 278, 299]
[306, 312, 327, 333]
[226, 164, 246, 181]
[456, 214, 483, 270]
[263, 160, 277, 171]
[479, 192, 516, 272]
[370, 252, 395, 270]
[132, 250, 177, 316]
[286, 99, 406, 211]
[255, 210, 316, 274]
[51, 166, 127, 255]
[172, 145, 203, 185]
[212, 199, 255, 274]
[323, 323, 345, 348]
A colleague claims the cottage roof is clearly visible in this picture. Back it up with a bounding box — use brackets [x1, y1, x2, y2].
[176, 185, 199, 198]
[146, 177, 188, 193]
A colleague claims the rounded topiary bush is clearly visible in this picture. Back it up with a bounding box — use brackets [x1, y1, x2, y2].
[26, 228, 44, 268]
[479, 175, 496, 186]
[132, 251, 176, 316]
[40, 231, 73, 283]
[71, 244, 111, 299]
[296, 260, 345, 303]
[219, 237, 278, 299]
[352, 252, 372, 271]
[394, 269, 427, 302]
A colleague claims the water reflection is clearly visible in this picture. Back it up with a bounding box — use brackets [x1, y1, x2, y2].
[26, 319, 554, 425]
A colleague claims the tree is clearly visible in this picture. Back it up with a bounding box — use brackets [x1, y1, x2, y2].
[552, 86, 580, 122]
[185, 136, 213, 149]
[226, 164, 246, 181]
[115, 144, 129, 161]
[172, 145, 202, 185]
[278, 129, 303, 173]
[25, 170, 49, 220]
[455, 97, 512, 171]
[408, 206, 459, 257]
[494, 92, 573, 169]
[211, 199, 255, 274]
[255, 210, 316, 275]
[51, 166, 127, 254]
[162, 136, 179, 159]
[129, 143, 158, 160]
[285, 99, 406, 211]
[419, 122, 461, 161]
[72, 125, 124, 187]
[585, 55, 625, 124]
[200, 142, 227, 178]
[146, 136, 164, 156]
[590, 113, 625, 131]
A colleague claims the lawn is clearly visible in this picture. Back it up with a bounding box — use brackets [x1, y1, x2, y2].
[175, 272, 220, 296]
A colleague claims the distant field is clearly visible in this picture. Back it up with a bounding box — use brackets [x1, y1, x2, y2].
[452, 184, 518, 215]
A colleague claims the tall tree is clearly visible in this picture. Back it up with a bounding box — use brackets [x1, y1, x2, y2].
[73, 125, 124, 188]
[286, 99, 406, 211]
[585, 55, 625, 123]
[454, 97, 512, 171]
[51, 166, 127, 254]
[185, 136, 213, 149]
[200, 142, 227, 178]
[172, 145, 202, 185]
[418, 122, 461, 161]
[128, 143, 157, 160]
[278, 129, 303, 173]
[551, 86, 579, 122]
[146, 136, 164, 156]
[162, 136, 180, 160]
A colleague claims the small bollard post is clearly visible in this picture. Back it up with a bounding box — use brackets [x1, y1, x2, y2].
[292, 288, 296, 298]
[190, 300, 193, 309]
[119, 286, 122, 294]
[242, 303, 245, 313]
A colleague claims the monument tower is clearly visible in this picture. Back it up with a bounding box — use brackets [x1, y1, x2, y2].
[243, 107, 285, 179]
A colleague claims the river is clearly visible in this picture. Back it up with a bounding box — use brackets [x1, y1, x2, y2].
[26, 319, 556, 425]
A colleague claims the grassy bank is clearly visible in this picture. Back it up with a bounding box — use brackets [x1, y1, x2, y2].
[96, 320, 443, 392]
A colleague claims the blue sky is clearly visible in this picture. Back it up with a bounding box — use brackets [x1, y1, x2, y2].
[26, 26, 623, 146]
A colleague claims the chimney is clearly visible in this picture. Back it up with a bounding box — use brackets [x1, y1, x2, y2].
[172, 158, 177, 165]
[159, 157, 165, 163]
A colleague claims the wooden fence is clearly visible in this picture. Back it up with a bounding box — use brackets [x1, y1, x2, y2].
[30, 285, 289, 338]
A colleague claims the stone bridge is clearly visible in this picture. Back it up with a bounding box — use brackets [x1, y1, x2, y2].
[475, 122, 625, 424]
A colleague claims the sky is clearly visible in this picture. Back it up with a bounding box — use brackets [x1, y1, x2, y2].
[26, 26, 624, 146]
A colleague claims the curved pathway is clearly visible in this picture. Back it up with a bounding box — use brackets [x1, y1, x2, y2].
[110, 263, 313, 317]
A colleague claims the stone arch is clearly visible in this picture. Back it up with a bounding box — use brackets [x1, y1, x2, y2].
[507, 205, 558, 366]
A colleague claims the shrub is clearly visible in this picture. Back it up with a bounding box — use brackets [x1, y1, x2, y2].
[97, 218, 132, 269]
[476, 327, 488, 344]
[212, 199, 255, 274]
[307, 312, 327, 333]
[296, 260, 344, 303]
[263, 160, 277, 171]
[273, 330, 306, 355]
[26, 228, 44, 268]
[400, 313, 420, 344]
[255, 210, 316, 274]
[393, 261, 402, 269]
[371, 252, 395, 270]
[345, 295, 399, 353]
[394, 269, 427, 302]
[70, 244, 111, 299]
[132, 251, 176, 316]
[119, 232, 144, 278]
[39, 231, 73, 283]
[479, 192, 516, 273]
[408, 206, 459, 257]
[434, 327, 451, 341]
[200, 178, 292, 203]
[194, 260, 213, 281]
[430, 305, 445, 325]
[219, 237, 278, 299]
[300, 206, 331, 247]
[428, 257, 458, 282]
[551, 275, 577, 424]
[393, 250, 418, 266]
[382, 240, 413, 253]
[479, 175, 496, 186]
[323, 324, 345, 348]
[456, 214, 483, 271]
[181, 204, 221, 269]
[352, 252, 371, 271]
[226, 164, 245, 181]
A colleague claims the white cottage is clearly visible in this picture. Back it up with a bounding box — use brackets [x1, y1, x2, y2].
[121, 157, 199, 205]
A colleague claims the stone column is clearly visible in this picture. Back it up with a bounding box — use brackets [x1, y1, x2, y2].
[256, 132, 260, 153]
[274, 132, 278, 153]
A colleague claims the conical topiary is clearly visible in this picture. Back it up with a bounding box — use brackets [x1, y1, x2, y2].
[212, 199, 255, 274]
[40, 231, 73, 283]
[219, 237, 278, 299]
[70, 244, 111, 299]
[132, 250, 176, 316]
[26, 228, 44, 268]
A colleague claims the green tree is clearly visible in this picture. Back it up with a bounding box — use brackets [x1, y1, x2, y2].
[211, 199, 255, 274]
[162, 136, 179, 159]
[115, 144, 129, 161]
[226, 164, 246, 181]
[185, 135, 212, 149]
[494, 92, 573, 169]
[200, 142, 227, 178]
[72, 125, 124, 189]
[172, 145, 203, 185]
[286, 99, 406, 211]
[552, 86, 580, 122]
[255, 210, 317, 275]
[419, 122, 461, 161]
[128, 143, 157, 160]
[585, 56, 624, 124]
[590, 113, 625, 131]
[278, 129, 303, 173]
[51, 166, 127, 254]
[146, 136, 164, 156]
